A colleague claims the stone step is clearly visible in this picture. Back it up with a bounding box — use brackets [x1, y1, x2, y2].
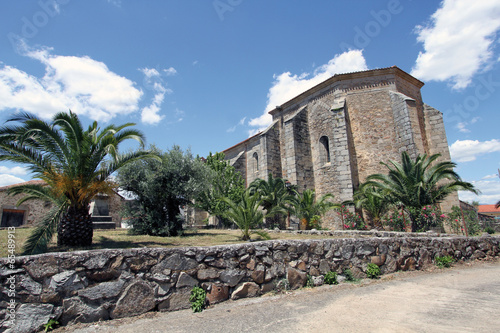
[92, 215, 113, 222]
[92, 221, 116, 229]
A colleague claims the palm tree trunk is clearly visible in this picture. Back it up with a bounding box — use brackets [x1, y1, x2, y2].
[58, 205, 93, 247]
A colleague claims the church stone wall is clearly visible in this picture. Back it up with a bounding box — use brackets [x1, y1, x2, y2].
[221, 67, 459, 230]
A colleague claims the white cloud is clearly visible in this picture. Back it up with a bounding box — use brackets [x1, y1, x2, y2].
[0, 44, 143, 121]
[227, 117, 247, 133]
[141, 92, 165, 125]
[0, 174, 26, 187]
[173, 108, 184, 123]
[482, 174, 499, 180]
[411, 0, 500, 89]
[449, 139, 500, 162]
[248, 50, 368, 134]
[107, 0, 122, 8]
[139, 66, 177, 125]
[456, 122, 470, 133]
[139, 67, 160, 78]
[459, 178, 500, 204]
[470, 117, 480, 124]
[0, 166, 28, 175]
[164, 67, 177, 76]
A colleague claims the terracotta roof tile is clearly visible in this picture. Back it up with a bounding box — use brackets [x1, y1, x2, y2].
[478, 205, 500, 213]
[0, 180, 46, 191]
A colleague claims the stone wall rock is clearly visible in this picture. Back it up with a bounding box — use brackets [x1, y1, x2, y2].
[0, 234, 498, 332]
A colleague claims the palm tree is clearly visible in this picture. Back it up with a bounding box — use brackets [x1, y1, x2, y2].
[248, 173, 296, 229]
[352, 184, 391, 228]
[291, 189, 340, 230]
[0, 111, 156, 254]
[222, 190, 270, 241]
[364, 151, 478, 232]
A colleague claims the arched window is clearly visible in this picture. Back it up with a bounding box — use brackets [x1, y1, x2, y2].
[253, 152, 259, 171]
[319, 136, 330, 164]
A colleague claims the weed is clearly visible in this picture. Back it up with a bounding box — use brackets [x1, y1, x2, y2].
[435, 255, 455, 268]
[366, 263, 381, 279]
[276, 278, 290, 292]
[189, 286, 206, 313]
[342, 268, 356, 282]
[43, 319, 59, 332]
[305, 274, 314, 288]
[324, 271, 339, 285]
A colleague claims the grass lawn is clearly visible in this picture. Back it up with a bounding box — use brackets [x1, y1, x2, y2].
[0, 227, 346, 258]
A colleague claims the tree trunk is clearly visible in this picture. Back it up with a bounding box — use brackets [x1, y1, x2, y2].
[166, 200, 182, 236]
[58, 205, 93, 247]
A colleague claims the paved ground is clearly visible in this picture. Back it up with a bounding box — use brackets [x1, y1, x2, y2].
[56, 260, 500, 333]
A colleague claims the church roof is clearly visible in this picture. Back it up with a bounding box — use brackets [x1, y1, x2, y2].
[269, 66, 423, 115]
[222, 66, 423, 154]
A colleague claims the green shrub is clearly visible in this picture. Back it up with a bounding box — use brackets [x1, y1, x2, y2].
[343, 268, 356, 282]
[485, 226, 495, 234]
[366, 263, 381, 279]
[446, 206, 481, 235]
[435, 255, 455, 268]
[189, 286, 206, 313]
[324, 271, 339, 285]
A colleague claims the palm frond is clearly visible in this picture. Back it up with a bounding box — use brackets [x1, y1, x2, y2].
[22, 202, 68, 255]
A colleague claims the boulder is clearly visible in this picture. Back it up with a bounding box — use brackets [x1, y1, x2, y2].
[206, 283, 229, 304]
[110, 280, 155, 319]
[176, 272, 199, 288]
[6, 303, 53, 333]
[158, 288, 191, 312]
[287, 267, 307, 289]
[312, 275, 324, 287]
[61, 297, 108, 325]
[220, 269, 245, 287]
[251, 267, 265, 284]
[78, 279, 126, 301]
[197, 268, 220, 280]
[49, 270, 87, 295]
[231, 282, 260, 300]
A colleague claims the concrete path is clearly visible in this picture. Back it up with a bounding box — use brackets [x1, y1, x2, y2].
[56, 260, 500, 333]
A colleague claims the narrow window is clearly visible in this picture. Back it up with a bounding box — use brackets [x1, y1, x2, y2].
[319, 136, 331, 164]
[253, 152, 259, 171]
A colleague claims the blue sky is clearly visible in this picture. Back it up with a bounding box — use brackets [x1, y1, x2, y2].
[0, 0, 499, 204]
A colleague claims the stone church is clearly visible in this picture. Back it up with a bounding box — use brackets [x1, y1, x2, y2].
[221, 66, 458, 229]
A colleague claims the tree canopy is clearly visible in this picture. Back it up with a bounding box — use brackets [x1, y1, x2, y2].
[194, 152, 245, 227]
[118, 146, 210, 236]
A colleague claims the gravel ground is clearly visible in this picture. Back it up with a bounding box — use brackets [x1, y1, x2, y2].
[54, 259, 500, 333]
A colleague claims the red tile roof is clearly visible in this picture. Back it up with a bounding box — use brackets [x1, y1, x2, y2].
[478, 205, 500, 213]
[0, 180, 46, 191]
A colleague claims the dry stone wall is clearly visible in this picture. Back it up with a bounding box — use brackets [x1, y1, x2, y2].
[1, 234, 499, 333]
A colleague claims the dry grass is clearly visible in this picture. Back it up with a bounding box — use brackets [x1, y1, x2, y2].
[0, 227, 345, 258]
